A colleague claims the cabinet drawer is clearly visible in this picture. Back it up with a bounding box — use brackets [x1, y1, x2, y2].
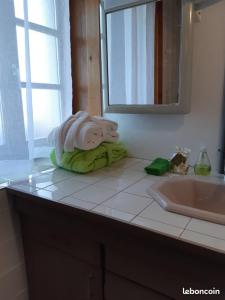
[105, 272, 171, 300]
[105, 245, 225, 299]
[21, 216, 101, 267]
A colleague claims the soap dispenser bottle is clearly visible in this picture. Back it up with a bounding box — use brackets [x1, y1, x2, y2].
[194, 147, 211, 176]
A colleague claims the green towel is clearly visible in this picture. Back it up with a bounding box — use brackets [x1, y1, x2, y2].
[50, 142, 127, 174]
[145, 158, 170, 176]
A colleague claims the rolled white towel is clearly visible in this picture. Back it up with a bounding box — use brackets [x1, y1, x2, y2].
[48, 112, 119, 164]
[75, 121, 104, 150]
[104, 131, 119, 142]
[92, 116, 119, 142]
[48, 111, 89, 165]
[66, 118, 118, 150]
[48, 115, 77, 164]
[92, 116, 118, 132]
[64, 111, 90, 152]
[48, 115, 76, 146]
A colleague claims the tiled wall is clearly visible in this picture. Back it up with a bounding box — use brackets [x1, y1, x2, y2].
[0, 189, 28, 300]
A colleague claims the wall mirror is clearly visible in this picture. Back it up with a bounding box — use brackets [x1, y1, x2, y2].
[100, 0, 193, 114]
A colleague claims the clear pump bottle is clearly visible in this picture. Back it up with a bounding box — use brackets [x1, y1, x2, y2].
[194, 147, 211, 176]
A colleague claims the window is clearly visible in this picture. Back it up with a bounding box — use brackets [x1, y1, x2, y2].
[0, 0, 71, 160]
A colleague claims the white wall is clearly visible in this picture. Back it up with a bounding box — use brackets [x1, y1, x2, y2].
[106, 1, 225, 171]
[0, 190, 28, 300]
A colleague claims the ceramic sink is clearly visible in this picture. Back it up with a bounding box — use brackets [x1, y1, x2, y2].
[148, 176, 225, 225]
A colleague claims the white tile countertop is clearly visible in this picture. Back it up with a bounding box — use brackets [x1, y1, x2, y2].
[6, 157, 225, 255]
[0, 158, 53, 189]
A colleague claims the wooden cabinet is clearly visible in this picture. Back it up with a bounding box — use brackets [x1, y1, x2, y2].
[105, 273, 171, 300]
[25, 240, 102, 300]
[9, 190, 225, 300]
[20, 215, 103, 300]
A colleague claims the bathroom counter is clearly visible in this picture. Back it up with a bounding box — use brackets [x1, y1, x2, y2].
[6, 157, 225, 256]
[6, 158, 225, 299]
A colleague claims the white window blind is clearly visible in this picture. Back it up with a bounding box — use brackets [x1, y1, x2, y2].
[0, 0, 72, 160]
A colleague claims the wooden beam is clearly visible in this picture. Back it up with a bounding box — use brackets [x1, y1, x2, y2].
[85, 0, 102, 115]
[69, 0, 102, 115]
[154, 1, 163, 105]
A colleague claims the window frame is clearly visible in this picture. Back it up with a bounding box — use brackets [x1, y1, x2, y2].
[0, 0, 71, 160]
[14, 0, 65, 144]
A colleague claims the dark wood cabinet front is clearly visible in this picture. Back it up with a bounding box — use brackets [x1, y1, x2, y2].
[9, 190, 225, 300]
[25, 240, 102, 300]
[105, 272, 171, 300]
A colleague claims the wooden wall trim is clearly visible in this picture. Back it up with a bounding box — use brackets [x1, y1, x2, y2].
[154, 1, 163, 105]
[69, 0, 102, 115]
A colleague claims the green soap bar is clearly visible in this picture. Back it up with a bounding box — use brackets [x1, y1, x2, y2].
[145, 158, 170, 176]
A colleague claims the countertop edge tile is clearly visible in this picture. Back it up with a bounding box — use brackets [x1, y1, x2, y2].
[131, 216, 183, 238]
[186, 218, 225, 241]
[92, 205, 135, 222]
[180, 230, 225, 254]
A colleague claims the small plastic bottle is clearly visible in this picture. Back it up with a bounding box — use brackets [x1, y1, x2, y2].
[194, 147, 211, 176]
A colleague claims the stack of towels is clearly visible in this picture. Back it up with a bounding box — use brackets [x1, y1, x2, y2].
[48, 111, 127, 173]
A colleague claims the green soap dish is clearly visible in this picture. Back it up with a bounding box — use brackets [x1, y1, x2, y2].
[145, 158, 170, 176]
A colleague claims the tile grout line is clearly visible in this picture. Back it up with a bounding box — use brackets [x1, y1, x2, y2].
[33, 175, 110, 202]
[178, 218, 193, 239]
[23, 167, 161, 221]
[179, 228, 225, 243]
[130, 221, 181, 240]
[140, 215, 189, 231]
[89, 175, 153, 213]
[43, 167, 145, 195]
[122, 190, 154, 199]
[14, 166, 109, 188]
[88, 176, 153, 216]
[12, 174, 70, 190]
[129, 200, 155, 223]
[80, 161, 150, 211]
[11, 157, 147, 195]
[90, 206, 135, 223]
[178, 235, 225, 254]
[130, 201, 188, 231]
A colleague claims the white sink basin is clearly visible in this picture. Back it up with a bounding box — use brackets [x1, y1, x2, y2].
[148, 176, 225, 225]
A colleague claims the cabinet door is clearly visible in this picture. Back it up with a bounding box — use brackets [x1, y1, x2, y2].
[26, 240, 103, 300]
[105, 272, 172, 300]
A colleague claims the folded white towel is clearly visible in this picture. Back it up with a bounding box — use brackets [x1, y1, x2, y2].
[48, 112, 89, 164]
[48, 111, 119, 165]
[64, 111, 90, 152]
[75, 121, 104, 150]
[92, 116, 118, 131]
[63, 113, 119, 148]
[48, 115, 77, 164]
[104, 130, 119, 142]
[92, 116, 119, 142]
